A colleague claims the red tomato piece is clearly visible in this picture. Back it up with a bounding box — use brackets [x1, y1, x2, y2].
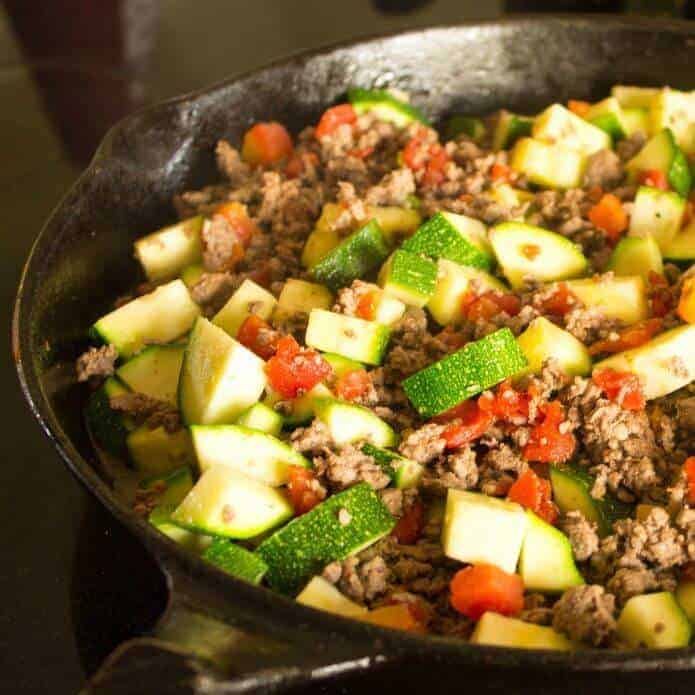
[588, 193, 628, 242]
[287, 465, 323, 515]
[592, 368, 646, 411]
[637, 169, 669, 191]
[508, 469, 559, 525]
[589, 318, 663, 356]
[355, 290, 379, 320]
[348, 145, 375, 159]
[522, 401, 576, 464]
[213, 201, 259, 247]
[266, 336, 332, 399]
[335, 369, 372, 402]
[242, 122, 294, 165]
[478, 380, 530, 422]
[537, 282, 577, 317]
[236, 315, 280, 361]
[392, 500, 426, 545]
[462, 291, 521, 321]
[422, 144, 449, 187]
[441, 400, 495, 449]
[315, 104, 357, 139]
[490, 162, 511, 182]
[450, 564, 524, 621]
[685, 458, 695, 506]
[568, 100, 591, 117]
[402, 133, 428, 170]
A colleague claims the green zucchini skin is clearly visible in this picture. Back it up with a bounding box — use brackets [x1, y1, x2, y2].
[202, 539, 268, 584]
[310, 220, 390, 291]
[256, 482, 395, 595]
[348, 87, 429, 126]
[402, 328, 528, 418]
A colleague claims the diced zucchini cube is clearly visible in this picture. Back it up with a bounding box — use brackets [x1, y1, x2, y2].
[276, 279, 333, 320]
[471, 612, 573, 650]
[126, 426, 194, 477]
[314, 398, 398, 448]
[212, 279, 277, 337]
[533, 103, 611, 155]
[617, 592, 691, 649]
[628, 186, 686, 252]
[296, 576, 367, 617]
[510, 138, 586, 190]
[116, 344, 185, 406]
[564, 275, 648, 325]
[378, 250, 438, 308]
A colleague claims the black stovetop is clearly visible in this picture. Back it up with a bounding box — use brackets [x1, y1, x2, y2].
[1, 2, 691, 693]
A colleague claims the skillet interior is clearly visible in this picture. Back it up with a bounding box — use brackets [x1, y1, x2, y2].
[13, 16, 695, 680]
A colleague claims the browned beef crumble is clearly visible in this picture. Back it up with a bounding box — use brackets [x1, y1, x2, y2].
[552, 585, 617, 646]
[76, 345, 118, 382]
[560, 511, 600, 563]
[109, 392, 181, 433]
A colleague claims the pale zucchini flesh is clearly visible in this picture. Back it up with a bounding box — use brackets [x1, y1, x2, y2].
[212, 279, 277, 337]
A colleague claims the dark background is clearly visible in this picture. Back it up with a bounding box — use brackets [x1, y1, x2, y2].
[0, 1, 691, 693]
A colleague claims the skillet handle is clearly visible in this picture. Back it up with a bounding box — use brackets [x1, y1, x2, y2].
[81, 589, 380, 694]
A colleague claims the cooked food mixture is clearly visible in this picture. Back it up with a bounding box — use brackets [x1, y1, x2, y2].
[79, 85, 695, 649]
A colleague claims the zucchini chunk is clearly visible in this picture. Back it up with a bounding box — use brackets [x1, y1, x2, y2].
[628, 186, 686, 252]
[178, 317, 267, 426]
[378, 250, 438, 308]
[533, 104, 611, 155]
[617, 592, 691, 649]
[275, 279, 333, 320]
[471, 612, 573, 650]
[402, 328, 528, 418]
[676, 580, 695, 625]
[443, 115, 487, 143]
[149, 506, 213, 553]
[91, 279, 200, 359]
[611, 85, 660, 109]
[302, 226, 340, 268]
[256, 482, 396, 594]
[593, 323, 695, 400]
[190, 424, 309, 485]
[625, 129, 691, 198]
[212, 279, 277, 337]
[585, 97, 630, 141]
[296, 576, 367, 617]
[202, 538, 268, 584]
[180, 263, 204, 289]
[134, 216, 203, 282]
[171, 465, 294, 540]
[322, 353, 363, 378]
[305, 309, 391, 366]
[518, 511, 585, 593]
[126, 426, 194, 477]
[663, 218, 695, 261]
[403, 211, 493, 271]
[314, 397, 398, 448]
[348, 87, 428, 127]
[441, 489, 528, 573]
[564, 275, 648, 325]
[116, 344, 185, 406]
[85, 377, 133, 458]
[489, 222, 588, 290]
[138, 467, 194, 509]
[492, 110, 534, 151]
[361, 443, 424, 489]
[310, 220, 390, 291]
[235, 402, 284, 437]
[510, 138, 586, 190]
[264, 382, 333, 428]
[607, 236, 663, 281]
[622, 108, 651, 136]
[549, 465, 632, 538]
[517, 316, 592, 377]
[650, 88, 695, 155]
[427, 259, 506, 326]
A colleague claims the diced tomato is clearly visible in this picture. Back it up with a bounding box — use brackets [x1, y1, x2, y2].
[356, 289, 379, 320]
[588, 318, 663, 356]
[450, 564, 524, 621]
[315, 103, 357, 139]
[522, 401, 576, 464]
[266, 336, 332, 399]
[441, 400, 495, 449]
[236, 315, 280, 360]
[213, 202, 259, 247]
[478, 379, 530, 423]
[335, 369, 372, 402]
[242, 122, 294, 166]
[592, 368, 646, 411]
[348, 145, 375, 160]
[490, 162, 511, 183]
[421, 144, 449, 187]
[588, 193, 628, 242]
[508, 468, 559, 525]
[285, 151, 319, 179]
[287, 465, 323, 515]
[679, 276, 695, 323]
[402, 131, 450, 187]
[684, 458, 695, 506]
[537, 282, 577, 317]
[402, 132, 429, 170]
[568, 100, 591, 117]
[637, 169, 669, 191]
[462, 291, 521, 321]
[392, 500, 425, 545]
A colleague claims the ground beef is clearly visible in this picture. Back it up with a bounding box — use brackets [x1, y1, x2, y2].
[76, 345, 118, 382]
[399, 423, 447, 464]
[423, 448, 479, 494]
[332, 279, 374, 317]
[677, 396, 695, 432]
[189, 271, 239, 312]
[560, 511, 600, 562]
[552, 585, 617, 646]
[582, 148, 624, 190]
[271, 311, 309, 342]
[318, 444, 390, 491]
[327, 554, 391, 603]
[606, 567, 666, 606]
[563, 306, 620, 344]
[364, 167, 415, 207]
[290, 418, 333, 456]
[520, 593, 554, 626]
[480, 444, 526, 474]
[616, 131, 647, 162]
[200, 214, 244, 272]
[215, 140, 251, 185]
[109, 392, 181, 432]
[379, 487, 418, 517]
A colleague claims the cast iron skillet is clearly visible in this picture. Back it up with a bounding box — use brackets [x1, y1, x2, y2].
[13, 16, 695, 694]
